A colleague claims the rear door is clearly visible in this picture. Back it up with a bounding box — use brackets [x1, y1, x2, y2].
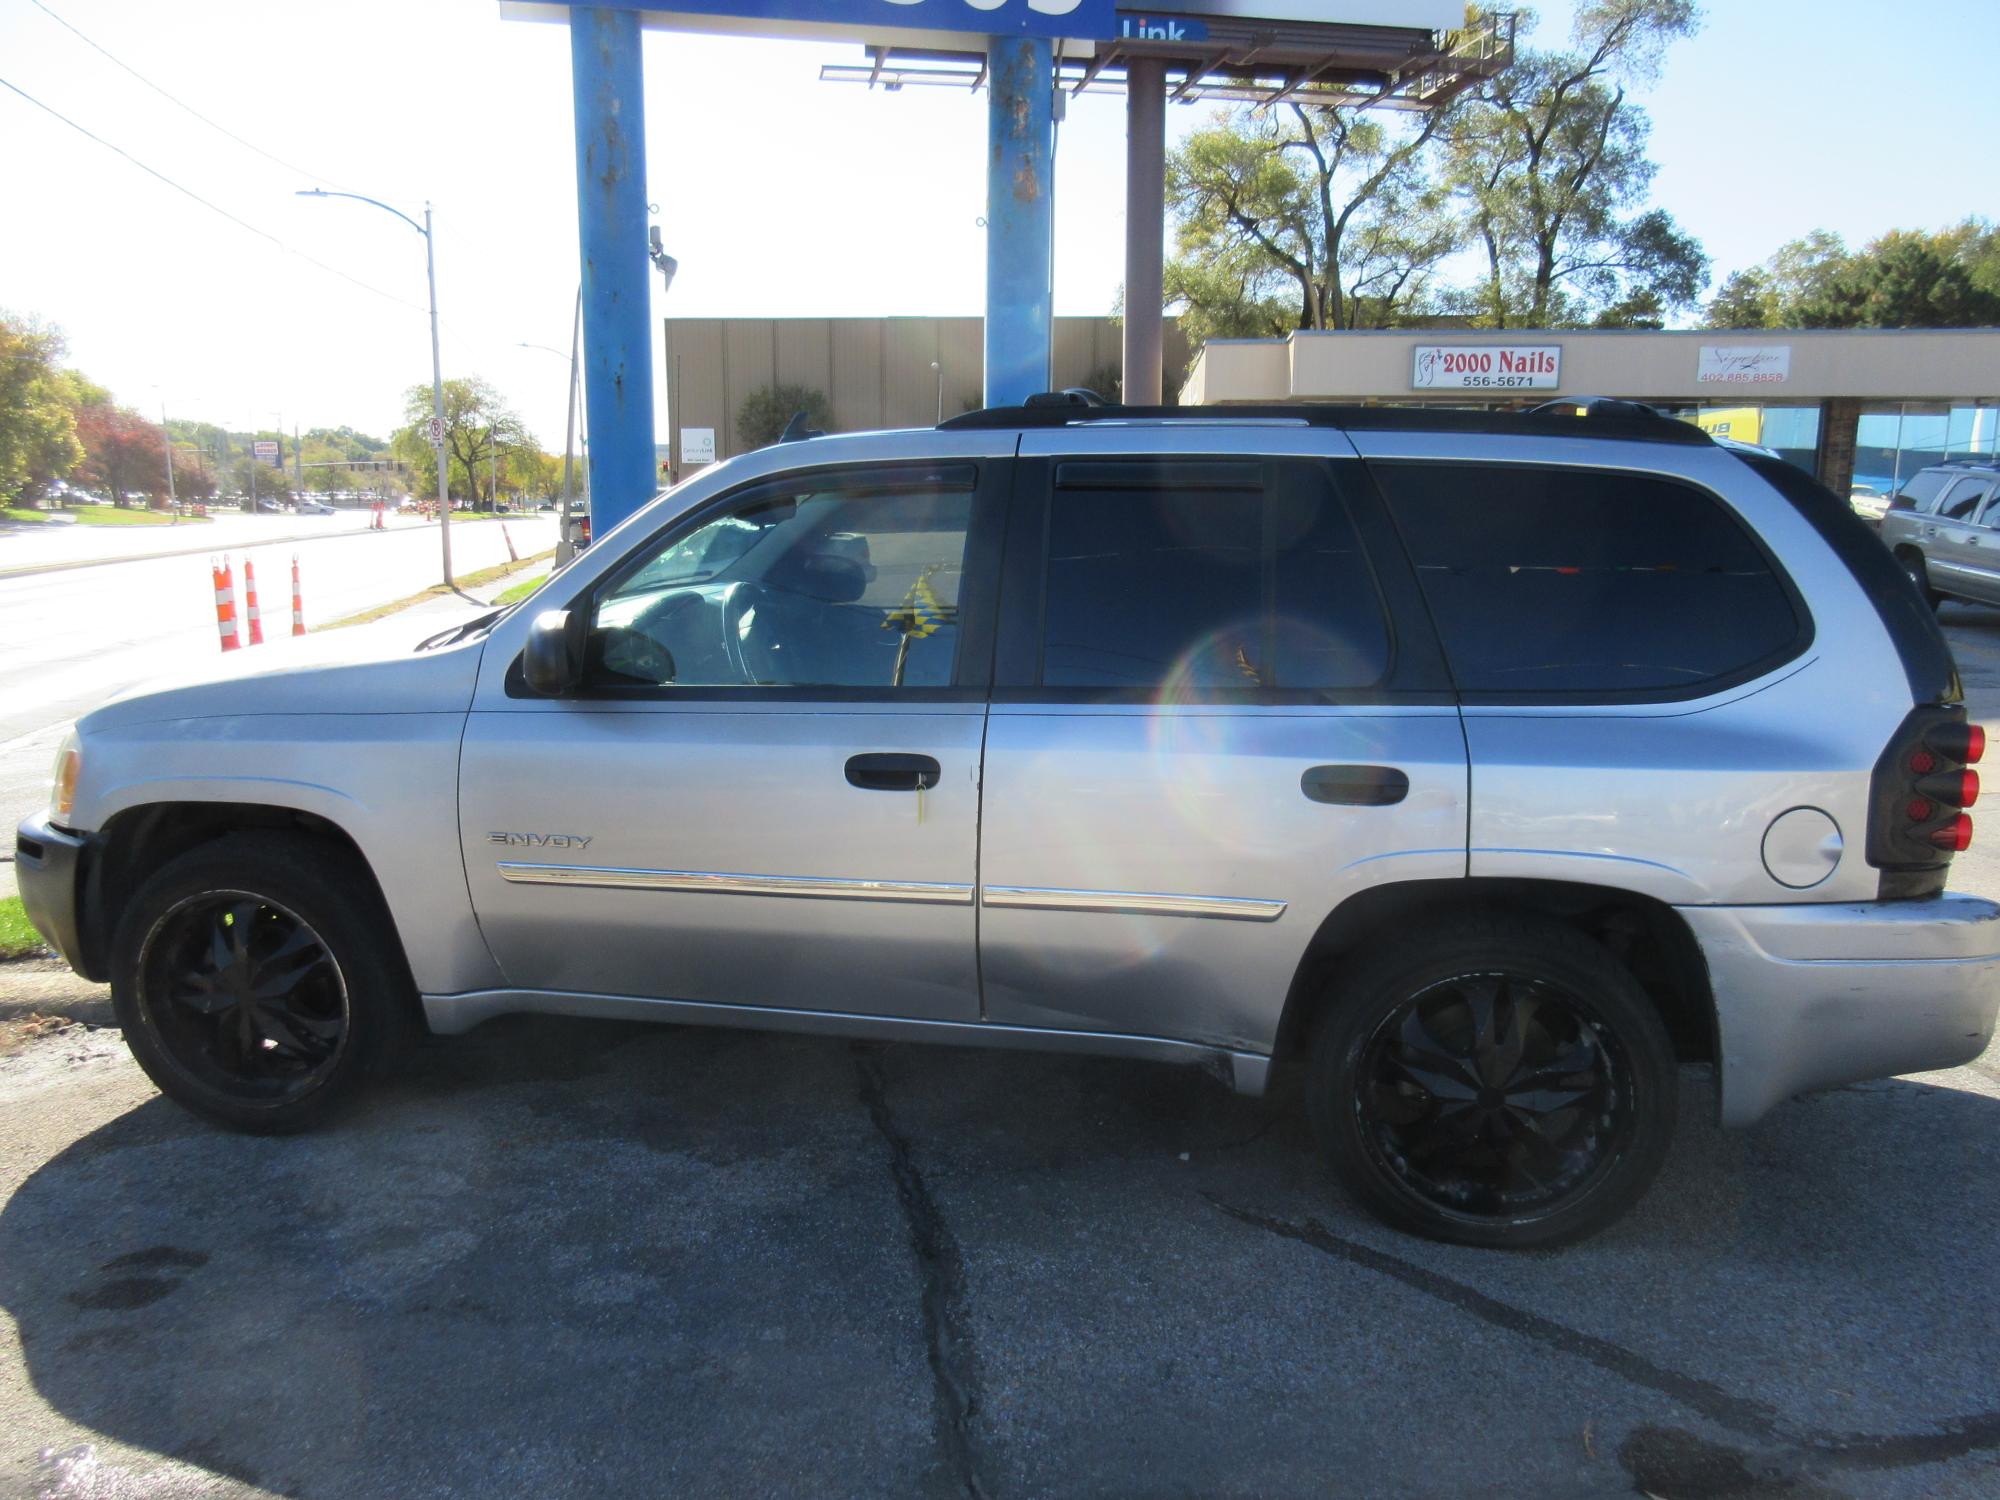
[975, 428, 1467, 1054]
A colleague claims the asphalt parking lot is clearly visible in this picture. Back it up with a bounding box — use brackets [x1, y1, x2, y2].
[4, 614, 2000, 1500]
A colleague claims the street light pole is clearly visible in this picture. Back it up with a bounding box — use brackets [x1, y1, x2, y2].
[299, 188, 453, 587]
[423, 204, 453, 584]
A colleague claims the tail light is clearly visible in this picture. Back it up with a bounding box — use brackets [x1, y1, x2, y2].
[1870, 707, 1987, 897]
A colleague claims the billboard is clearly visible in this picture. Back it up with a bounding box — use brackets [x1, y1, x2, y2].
[499, 0, 1120, 40]
[1142, 1, 1465, 30]
[253, 440, 282, 468]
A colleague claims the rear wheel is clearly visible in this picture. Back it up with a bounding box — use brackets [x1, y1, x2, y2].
[1306, 917, 1676, 1248]
[110, 833, 411, 1133]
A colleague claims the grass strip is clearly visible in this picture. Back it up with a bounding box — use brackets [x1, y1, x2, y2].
[3, 504, 201, 527]
[0, 896, 48, 960]
[319, 549, 557, 630]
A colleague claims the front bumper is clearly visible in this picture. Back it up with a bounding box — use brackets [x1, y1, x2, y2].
[1681, 895, 2000, 1126]
[15, 810, 93, 977]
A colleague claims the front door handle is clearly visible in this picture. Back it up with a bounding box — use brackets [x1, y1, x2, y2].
[845, 753, 942, 792]
[1302, 765, 1410, 806]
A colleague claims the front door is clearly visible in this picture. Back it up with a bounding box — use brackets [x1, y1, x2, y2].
[975, 430, 1469, 1053]
[458, 449, 1006, 1021]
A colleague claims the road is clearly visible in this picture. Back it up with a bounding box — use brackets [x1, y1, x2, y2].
[0, 514, 556, 881]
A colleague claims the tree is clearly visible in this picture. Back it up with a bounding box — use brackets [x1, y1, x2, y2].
[737, 384, 833, 450]
[1165, 91, 1459, 337]
[1706, 222, 2000, 329]
[1445, 0, 1708, 327]
[0, 313, 84, 504]
[75, 402, 169, 507]
[393, 377, 534, 510]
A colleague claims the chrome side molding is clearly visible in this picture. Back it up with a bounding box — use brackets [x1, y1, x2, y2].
[495, 863, 1285, 922]
[980, 885, 1287, 922]
[496, 863, 975, 905]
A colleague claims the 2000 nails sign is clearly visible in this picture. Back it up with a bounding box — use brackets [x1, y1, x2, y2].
[625, 0, 1120, 38]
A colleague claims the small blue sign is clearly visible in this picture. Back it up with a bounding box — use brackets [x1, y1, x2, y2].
[1117, 12, 1208, 41]
[604, 0, 1119, 39]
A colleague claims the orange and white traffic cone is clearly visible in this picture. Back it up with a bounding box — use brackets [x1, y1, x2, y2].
[290, 554, 306, 636]
[243, 558, 265, 646]
[213, 556, 240, 652]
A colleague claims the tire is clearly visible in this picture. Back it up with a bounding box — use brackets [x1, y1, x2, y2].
[109, 832, 413, 1134]
[1305, 916, 1677, 1249]
[1900, 553, 1944, 610]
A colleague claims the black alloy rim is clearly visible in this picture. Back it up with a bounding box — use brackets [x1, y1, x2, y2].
[138, 891, 349, 1103]
[1353, 972, 1634, 1223]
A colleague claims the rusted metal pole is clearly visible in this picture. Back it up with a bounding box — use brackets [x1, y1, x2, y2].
[1123, 56, 1167, 406]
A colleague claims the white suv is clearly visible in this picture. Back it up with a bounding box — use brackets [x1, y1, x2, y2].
[18, 399, 1997, 1247]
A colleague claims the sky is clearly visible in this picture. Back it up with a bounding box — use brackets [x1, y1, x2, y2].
[2, 0, 1997, 451]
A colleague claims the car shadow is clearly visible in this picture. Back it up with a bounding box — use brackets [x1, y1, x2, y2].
[3, 1017, 1999, 1497]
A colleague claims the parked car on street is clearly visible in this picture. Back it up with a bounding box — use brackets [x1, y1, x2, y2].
[295, 498, 335, 516]
[1878, 461, 2000, 606]
[17, 398, 1996, 1248]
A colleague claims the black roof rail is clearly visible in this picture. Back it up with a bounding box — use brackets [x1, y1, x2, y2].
[937, 397, 1713, 446]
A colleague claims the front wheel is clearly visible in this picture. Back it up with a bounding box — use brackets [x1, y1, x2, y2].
[1901, 553, 1944, 610]
[110, 833, 413, 1133]
[1306, 917, 1677, 1248]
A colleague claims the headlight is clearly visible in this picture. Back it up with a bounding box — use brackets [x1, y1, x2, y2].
[49, 730, 80, 823]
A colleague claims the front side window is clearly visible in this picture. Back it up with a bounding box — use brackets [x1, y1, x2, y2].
[1037, 460, 1390, 693]
[589, 466, 974, 690]
[1376, 463, 1803, 698]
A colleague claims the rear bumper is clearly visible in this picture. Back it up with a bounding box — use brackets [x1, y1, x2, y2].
[1681, 895, 2000, 1126]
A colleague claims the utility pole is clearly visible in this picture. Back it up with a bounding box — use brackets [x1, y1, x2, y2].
[160, 400, 177, 520]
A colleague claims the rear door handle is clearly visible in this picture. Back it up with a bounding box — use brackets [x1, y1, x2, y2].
[845, 753, 942, 792]
[1302, 765, 1410, 807]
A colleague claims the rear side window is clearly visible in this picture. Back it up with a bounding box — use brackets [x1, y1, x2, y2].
[1040, 460, 1390, 692]
[1375, 463, 1804, 699]
[1936, 477, 1995, 522]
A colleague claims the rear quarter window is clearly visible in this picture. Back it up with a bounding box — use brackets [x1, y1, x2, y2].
[1374, 462, 1807, 701]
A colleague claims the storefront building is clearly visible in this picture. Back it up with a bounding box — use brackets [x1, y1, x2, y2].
[1181, 327, 2000, 498]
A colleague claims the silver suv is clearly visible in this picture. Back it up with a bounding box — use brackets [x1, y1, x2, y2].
[1880, 461, 2000, 606]
[17, 401, 1999, 1247]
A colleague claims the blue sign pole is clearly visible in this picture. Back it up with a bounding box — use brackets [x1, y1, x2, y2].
[984, 35, 1054, 407]
[570, 6, 657, 536]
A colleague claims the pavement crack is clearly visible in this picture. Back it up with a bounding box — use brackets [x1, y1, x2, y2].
[1210, 1199, 1785, 1442]
[856, 1047, 989, 1500]
[1210, 1200, 2000, 1480]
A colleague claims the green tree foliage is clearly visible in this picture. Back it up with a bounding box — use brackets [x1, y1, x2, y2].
[393, 377, 536, 510]
[1445, 0, 1708, 327]
[737, 384, 833, 450]
[1165, 86, 1458, 337]
[0, 313, 85, 504]
[1706, 221, 2000, 329]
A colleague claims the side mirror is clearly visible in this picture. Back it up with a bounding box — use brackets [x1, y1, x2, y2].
[523, 608, 585, 696]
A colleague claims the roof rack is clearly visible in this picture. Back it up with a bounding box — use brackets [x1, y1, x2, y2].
[938, 396, 1713, 447]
